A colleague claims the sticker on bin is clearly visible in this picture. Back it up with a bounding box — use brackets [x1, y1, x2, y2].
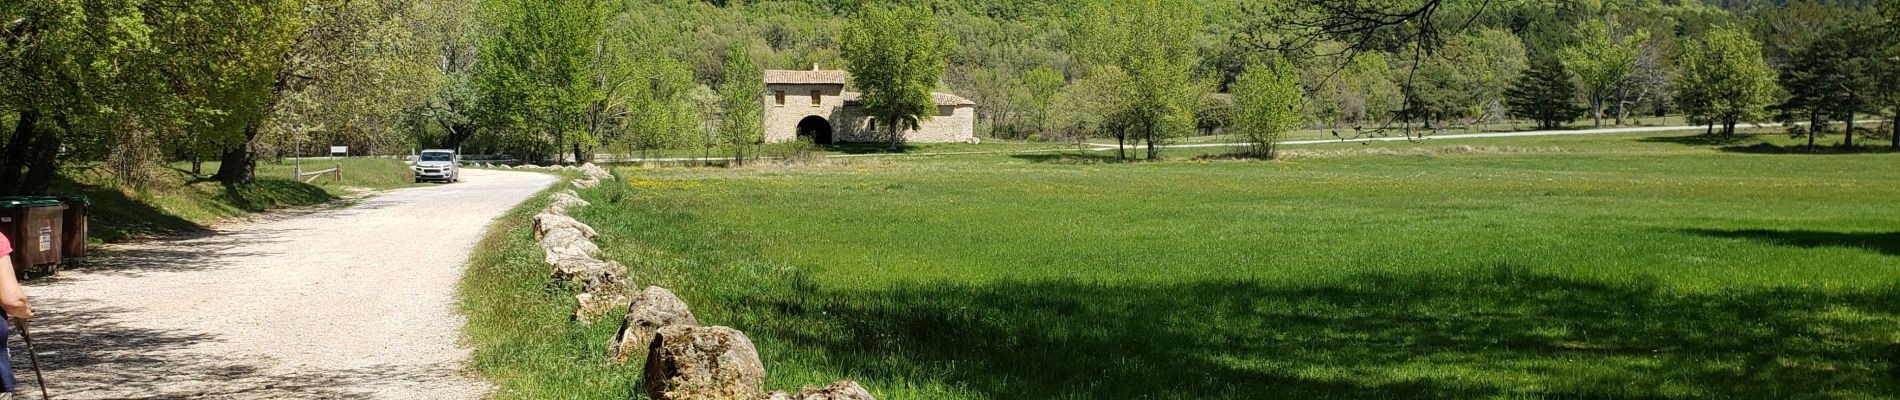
[38, 227, 51, 252]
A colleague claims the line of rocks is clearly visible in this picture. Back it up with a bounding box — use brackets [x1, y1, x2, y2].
[529, 163, 873, 400]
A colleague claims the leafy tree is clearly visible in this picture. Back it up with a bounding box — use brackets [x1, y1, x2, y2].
[1443, 29, 1530, 127]
[1047, 68, 1132, 155]
[280, 0, 441, 159]
[840, 3, 946, 150]
[409, 0, 483, 151]
[1675, 25, 1777, 140]
[1231, 59, 1303, 158]
[717, 45, 764, 165]
[1561, 19, 1648, 128]
[1504, 57, 1585, 129]
[473, 0, 605, 164]
[1072, 0, 1205, 160]
[1313, 51, 1402, 130]
[0, 0, 163, 193]
[1014, 66, 1066, 138]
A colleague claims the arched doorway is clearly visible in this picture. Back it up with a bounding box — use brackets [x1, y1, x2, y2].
[796, 116, 833, 145]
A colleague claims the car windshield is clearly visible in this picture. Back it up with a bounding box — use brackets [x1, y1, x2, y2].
[420, 153, 453, 162]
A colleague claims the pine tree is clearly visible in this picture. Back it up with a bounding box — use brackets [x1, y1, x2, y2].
[1505, 58, 1585, 129]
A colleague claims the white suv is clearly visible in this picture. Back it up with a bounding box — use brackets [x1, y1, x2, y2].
[413, 149, 461, 183]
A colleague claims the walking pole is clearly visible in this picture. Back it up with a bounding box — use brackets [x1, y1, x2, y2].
[13, 317, 49, 399]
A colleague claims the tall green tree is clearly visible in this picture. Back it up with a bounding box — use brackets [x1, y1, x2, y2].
[1014, 66, 1066, 138]
[410, 0, 483, 151]
[473, 0, 605, 163]
[1047, 68, 1131, 155]
[211, 0, 425, 184]
[717, 45, 764, 164]
[840, 3, 946, 150]
[1561, 19, 1647, 129]
[0, 0, 159, 193]
[1072, 0, 1205, 160]
[1231, 59, 1303, 159]
[1504, 57, 1585, 129]
[1675, 25, 1777, 140]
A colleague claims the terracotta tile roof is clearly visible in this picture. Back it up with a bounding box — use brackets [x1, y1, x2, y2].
[841, 92, 976, 107]
[763, 70, 848, 85]
[932, 93, 975, 106]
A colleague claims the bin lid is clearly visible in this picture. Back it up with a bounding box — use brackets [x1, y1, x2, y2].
[0, 197, 68, 208]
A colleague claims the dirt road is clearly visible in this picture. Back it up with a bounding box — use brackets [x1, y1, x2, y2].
[21, 168, 554, 399]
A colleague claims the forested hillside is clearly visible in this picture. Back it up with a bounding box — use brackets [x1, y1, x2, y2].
[2, 0, 1897, 191]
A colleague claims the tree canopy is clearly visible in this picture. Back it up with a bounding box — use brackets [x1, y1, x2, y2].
[840, 3, 945, 150]
[1676, 24, 1778, 139]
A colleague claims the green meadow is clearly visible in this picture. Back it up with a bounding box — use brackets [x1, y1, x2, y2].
[461, 131, 1900, 399]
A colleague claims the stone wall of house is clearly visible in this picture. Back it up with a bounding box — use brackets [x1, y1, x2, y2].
[761, 83, 976, 145]
[762, 83, 847, 143]
[835, 105, 977, 144]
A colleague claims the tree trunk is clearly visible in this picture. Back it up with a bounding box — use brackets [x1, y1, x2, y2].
[1844, 115, 1854, 148]
[1705, 122, 1714, 138]
[18, 117, 64, 195]
[1115, 127, 1126, 160]
[888, 116, 902, 150]
[1807, 111, 1818, 151]
[1613, 87, 1625, 126]
[1591, 97, 1603, 128]
[1892, 113, 1898, 149]
[0, 111, 40, 195]
[214, 124, 263, 185]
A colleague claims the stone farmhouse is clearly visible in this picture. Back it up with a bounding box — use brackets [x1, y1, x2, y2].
[762, 68, 977, 144]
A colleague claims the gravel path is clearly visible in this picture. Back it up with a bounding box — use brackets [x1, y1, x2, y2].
[20, 168, 554, 399]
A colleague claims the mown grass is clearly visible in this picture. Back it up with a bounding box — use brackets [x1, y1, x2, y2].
[55, 158, 421, 243]
[464, 131, 1900, 399]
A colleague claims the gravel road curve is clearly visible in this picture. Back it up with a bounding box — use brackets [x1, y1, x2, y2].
[20, 168, 554, 399]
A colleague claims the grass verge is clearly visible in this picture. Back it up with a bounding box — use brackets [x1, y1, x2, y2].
[457, 173, 652, 399]
[55, 158, 422, 243]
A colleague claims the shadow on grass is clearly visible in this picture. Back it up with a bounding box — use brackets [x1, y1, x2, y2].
[820, 143, 925, 155]
[47, 178, 203, 243]
[221, 179, 335, 213]
[1008, 152, 1128, 164]
[1683, 228, 1900, 257]
[1718, 142, 1900, 154]
[45, 174, 333, 243]
[1635, 132, 1747, 146]
[740, 266, 1900, 399]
